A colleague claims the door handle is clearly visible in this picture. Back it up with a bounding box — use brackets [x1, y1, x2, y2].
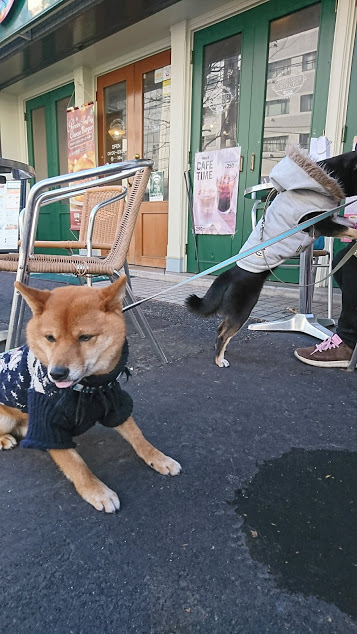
[240, 155, 244, 172]
[134, 153, 141, 159]
[250, 152, 255, 171]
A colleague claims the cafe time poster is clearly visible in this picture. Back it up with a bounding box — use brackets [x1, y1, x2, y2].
[192, 147, 241, 235]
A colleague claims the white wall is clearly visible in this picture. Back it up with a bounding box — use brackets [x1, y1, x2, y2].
[0, 93, 24, 161]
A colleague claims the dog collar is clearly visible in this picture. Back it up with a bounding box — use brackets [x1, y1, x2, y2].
[75, 338, 130, 391]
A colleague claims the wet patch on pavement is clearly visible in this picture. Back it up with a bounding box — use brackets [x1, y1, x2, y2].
[231, 448, 357, 619]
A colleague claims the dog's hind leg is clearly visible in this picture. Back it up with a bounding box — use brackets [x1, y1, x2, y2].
[115, 416, 181, 476]
[215, 316, 246, 368]
[215, 289, 264, 368]
[0, 404, 28, 450]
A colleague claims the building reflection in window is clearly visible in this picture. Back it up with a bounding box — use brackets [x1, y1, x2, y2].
[201, 34, 241, 151]
[261, 3, 321, 180]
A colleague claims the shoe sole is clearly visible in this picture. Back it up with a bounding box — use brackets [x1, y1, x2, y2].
[294, 350, 352, 368]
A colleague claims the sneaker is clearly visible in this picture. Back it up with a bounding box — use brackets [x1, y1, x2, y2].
[294, 334, 354, 368]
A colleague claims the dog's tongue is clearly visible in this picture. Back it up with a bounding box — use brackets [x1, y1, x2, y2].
[55, 380, 73, 389]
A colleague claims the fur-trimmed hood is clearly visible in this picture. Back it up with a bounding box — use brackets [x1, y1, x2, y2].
[271, 145, 345, 201]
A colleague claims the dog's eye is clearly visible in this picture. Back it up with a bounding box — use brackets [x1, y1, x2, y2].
[78, 334, 93, 342]
[45, 334, 56, 342]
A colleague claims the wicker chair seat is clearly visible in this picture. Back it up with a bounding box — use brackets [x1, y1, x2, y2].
[0, 252, 114, 275]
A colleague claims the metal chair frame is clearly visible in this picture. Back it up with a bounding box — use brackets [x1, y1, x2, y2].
[2, 160, 167, 363]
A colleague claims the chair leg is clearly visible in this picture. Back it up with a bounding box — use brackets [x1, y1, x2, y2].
[124, 287, 146, 339]
[123, 260, 132, 287]
[124, 282, 168, 364]
[15, 291, 27, 348]
[14, 271, 30, 347]
[6, 271, 29, 351]
[346, 342, 357, 372]
[108, 274, 144, 339]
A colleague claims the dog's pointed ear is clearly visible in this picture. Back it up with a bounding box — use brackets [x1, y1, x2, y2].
[14, 282, 51, 316]
[99, 275, 126, 312]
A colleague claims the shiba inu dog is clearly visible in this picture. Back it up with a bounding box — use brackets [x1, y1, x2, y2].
[186, 148, 357, 368]
[0, 276, 181, 513]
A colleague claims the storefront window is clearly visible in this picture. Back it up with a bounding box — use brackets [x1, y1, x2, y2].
[104, 81, 127, 163]
[143, 68, 170, 201]
[261, 3, 321, 179]
[201, 34, 241, 151]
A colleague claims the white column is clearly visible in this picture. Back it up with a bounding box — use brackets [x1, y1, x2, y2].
[0, 93, 24, 161]
[166, 20, 191, 272]
[325, 0, 357, 155]
[73, 67, 95, 107]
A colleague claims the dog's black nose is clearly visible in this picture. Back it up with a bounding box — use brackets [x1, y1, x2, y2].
[50, 366, 70, 381]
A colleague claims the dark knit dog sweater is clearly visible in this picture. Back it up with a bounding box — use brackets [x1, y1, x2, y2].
[0, 340, 133, 450]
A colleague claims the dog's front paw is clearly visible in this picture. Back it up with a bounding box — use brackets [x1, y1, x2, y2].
[146, 450, 182, 476]
[79, 480, 120, 513]
[0, 434, 17, 450]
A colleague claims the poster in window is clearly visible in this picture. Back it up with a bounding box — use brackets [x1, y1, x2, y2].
[67, 103, 96, 230]
[192, 147, 241, 235]
[149, 171, 164, 201]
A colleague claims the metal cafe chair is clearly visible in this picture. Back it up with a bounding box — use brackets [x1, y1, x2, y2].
[244, 182, 335, 341]
[0, 159, 167, 363]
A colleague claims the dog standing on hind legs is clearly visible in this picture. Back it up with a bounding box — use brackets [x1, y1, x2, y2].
[186, 147, 357, 367]
[0, 276, 181, 513]
[187, 266, 270, 367]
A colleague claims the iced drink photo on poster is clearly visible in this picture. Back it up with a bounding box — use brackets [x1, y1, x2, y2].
[217, 171, 237, 214]
[197, 188, 216, 227]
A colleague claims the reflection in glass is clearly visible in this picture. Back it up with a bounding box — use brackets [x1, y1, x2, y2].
[143, 68, 171, 201]
[201, 34, 241, 151]
[261, 4, 321, 180]
[104, 81, 127, 163]
[31, 106, 48, 182]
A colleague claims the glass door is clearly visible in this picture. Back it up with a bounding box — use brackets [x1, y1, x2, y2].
[97, 50, 171, 267]
[343, 29, 357, 154]
[188, 0, 336, 279]
[26, 83, 75, 250]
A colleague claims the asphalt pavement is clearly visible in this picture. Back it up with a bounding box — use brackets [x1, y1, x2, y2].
[0, 272, 356, 634]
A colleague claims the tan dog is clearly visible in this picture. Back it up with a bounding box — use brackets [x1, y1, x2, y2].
[0, 276, 181, 512]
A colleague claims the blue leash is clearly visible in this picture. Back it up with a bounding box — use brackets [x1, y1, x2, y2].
[123, 200, 355, 313]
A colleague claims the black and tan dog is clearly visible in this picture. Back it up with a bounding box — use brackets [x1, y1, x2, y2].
[0, 276, 181, 512]
[186, 147, 357, 367]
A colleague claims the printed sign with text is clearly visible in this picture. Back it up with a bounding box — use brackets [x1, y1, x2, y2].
[67, 103, 96, 230]
[192, 147, 241, 235]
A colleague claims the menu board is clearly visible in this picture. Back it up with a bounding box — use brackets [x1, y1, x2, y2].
[0, 180, 20, 251]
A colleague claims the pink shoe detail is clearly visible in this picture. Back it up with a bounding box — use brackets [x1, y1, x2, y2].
[311, 334, 343, 356]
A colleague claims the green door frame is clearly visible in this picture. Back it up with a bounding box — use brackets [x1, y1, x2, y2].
[26, 82, 75, 250]
[187, 0, 336, 277]
[343, 30, 357, 154]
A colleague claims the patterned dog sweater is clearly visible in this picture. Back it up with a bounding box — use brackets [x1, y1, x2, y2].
[0, 340, 133, 450]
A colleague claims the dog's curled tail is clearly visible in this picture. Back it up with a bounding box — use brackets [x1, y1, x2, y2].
[185, 272, 230, 317]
